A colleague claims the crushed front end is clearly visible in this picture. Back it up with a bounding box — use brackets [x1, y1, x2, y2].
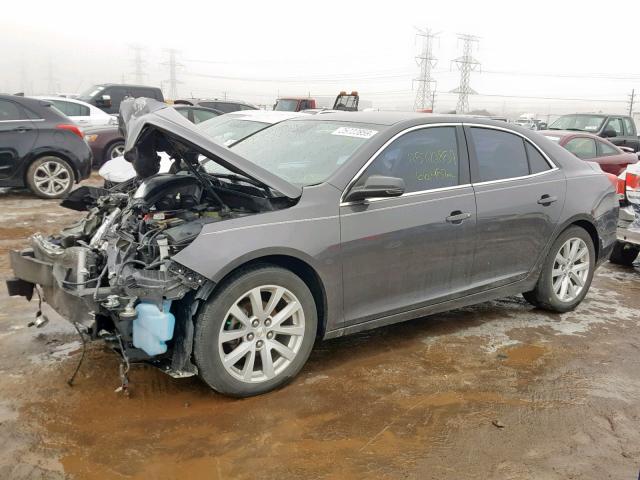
[7, 97, 300, 385]
[8, 180, 224, 378]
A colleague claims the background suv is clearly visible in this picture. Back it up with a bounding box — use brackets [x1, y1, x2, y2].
[0, 95, 92, 198]
[549, 114, 639, 151]
[77, 84, 164, 115]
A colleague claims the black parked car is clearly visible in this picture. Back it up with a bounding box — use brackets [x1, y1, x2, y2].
[549, 114, 640, 151]
[0, 95, 92, 198]
[77, 83, 164, 115]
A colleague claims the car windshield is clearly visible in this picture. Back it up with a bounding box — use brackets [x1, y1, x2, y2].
[274, 100, 299, 111]
[228, 120, 379, 186]
[196, 116, 269, 146]
[78, 85, 104, 101]
[549, 114, 606, 132]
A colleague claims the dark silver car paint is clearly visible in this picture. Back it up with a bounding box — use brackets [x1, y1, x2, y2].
[164, 111, 618, 339]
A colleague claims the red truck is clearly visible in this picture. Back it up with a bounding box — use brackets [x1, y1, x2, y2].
[273, 91, 359, 112]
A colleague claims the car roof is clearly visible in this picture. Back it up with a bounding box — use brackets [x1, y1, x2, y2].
[222, 110, 307, 124]
[176, 98, 257, 107]
[556, 113, 629, 118]
[33, 95, 94, 107]
[96, 83, 161, 89]
[285, 111, 517, 128]
[539, 130, 603, 140]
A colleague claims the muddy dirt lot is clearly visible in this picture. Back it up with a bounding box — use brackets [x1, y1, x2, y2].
[1, 181, 639, 480]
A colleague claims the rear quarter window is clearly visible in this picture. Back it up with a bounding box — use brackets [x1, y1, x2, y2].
[0, 99, 29, 121]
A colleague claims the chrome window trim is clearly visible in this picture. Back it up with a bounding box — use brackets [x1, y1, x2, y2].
[340, 183, 472, 207]
[340, 121, 560, 206]
[0, 118, 45, 123]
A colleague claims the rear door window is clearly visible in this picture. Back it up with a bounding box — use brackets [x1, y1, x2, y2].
[192, 108, 220, 123]
[623, 117, 636, 136]
[564, 137, 597, 159]
[355, 126, 460, 193]
[0, 99, 29, 121]
[470, 127, 529, 182]
[597, 140, 619, 156]
[50, 100, 89, 116]
[605, 118, 624, 136]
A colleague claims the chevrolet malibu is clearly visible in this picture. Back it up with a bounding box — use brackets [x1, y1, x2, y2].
[7, 99, 618, 397]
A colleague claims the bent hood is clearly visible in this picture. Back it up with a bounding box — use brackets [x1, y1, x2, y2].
[119, 97, 302, 199]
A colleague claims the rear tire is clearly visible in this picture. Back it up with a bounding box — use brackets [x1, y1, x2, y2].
[194, 265, 317, 397]
[609, 241, 639, 266]
[26, 156, 74, 199]
[523, 226, 595, 312]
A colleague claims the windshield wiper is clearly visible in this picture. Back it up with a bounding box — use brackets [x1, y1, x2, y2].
[210, 173, 275, 197]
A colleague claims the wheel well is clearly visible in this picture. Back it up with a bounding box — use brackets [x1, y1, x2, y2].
[24, 152, 77, 184]
[570, 220, 600, 260]
[214, 255, 328, 338]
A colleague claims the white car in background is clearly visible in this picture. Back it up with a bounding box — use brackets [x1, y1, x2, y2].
[35, 95, 117, 129]
[99, 110, 305, 185]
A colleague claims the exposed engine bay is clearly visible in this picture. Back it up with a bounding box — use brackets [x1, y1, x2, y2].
[7, 99, 298, 384]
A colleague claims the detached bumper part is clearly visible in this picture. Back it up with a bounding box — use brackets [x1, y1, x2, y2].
[617, 205, 640, 247]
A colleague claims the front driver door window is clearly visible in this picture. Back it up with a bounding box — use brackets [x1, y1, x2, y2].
[340, 125, 476, 325]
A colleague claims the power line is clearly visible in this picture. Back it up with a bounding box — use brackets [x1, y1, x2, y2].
[163, 49, 183, 100]
[451, 34, 480, 114]
[129, 45, 146, 84]
[46, 62, 57, 94]
[413, 28, 438, 111]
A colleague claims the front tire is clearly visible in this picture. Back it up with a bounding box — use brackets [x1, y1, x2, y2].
[194, 265, 317, 397]
[26, 156, 74, 199]
[609, 241, 639, 266]
[523, 226, 595, 312]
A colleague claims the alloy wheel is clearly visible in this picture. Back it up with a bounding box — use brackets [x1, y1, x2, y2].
[218, 285, 306, 383]
[33, 161, 71, 197]
[110, 144, 125, 159]
[552, 237, 590, 302]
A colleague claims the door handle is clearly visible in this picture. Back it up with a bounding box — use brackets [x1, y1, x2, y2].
[446, 211, 471, 224]
[12, 126, 31, 133]
[537, 194, 557, 206]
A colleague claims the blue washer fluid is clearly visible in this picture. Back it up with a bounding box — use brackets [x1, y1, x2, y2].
[132, 300, 175, 356]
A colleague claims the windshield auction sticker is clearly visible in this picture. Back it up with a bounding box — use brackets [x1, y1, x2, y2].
[331, 127, 378, 139]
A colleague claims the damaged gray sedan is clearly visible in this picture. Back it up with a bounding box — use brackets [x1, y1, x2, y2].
[7, 99, 618, 397]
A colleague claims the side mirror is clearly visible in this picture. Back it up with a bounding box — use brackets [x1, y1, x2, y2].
[602, 129, 617, 138]
[96, 95, 112, 108]
[620, 146, 634, 153]
[344, 175, 405, 203]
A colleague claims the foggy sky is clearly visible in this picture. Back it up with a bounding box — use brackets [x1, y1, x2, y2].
[2, 0, 639, 118]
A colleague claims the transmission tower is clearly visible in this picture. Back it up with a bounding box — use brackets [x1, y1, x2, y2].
[129, 45, 146, 84]
[46, 62, 57, 94]
[451, 34, 480, 114]
[413, 28, 438, 111]
[163, 49, 183, 100]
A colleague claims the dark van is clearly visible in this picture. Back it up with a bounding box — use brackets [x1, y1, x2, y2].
[78, 84, 164, 115]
